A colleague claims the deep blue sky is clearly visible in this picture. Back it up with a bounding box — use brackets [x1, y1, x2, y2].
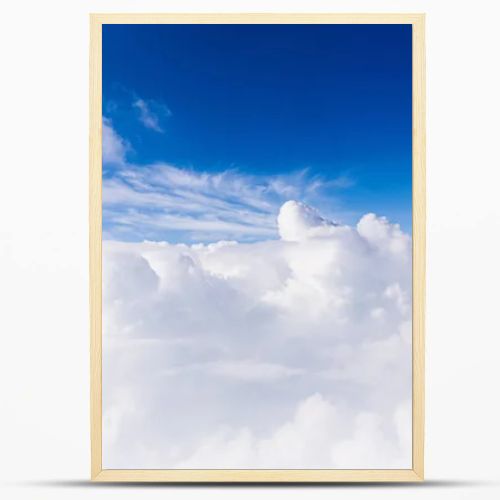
[102, 24, 412, 241]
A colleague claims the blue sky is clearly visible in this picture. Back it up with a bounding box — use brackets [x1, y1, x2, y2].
[102, 24, 412, 243]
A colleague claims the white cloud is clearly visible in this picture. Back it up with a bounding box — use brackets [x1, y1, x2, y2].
[357, 213, 410, 257]
[177, 393, 340, 469]
[102, 117, 129, 165]
[329, 399, 412, 469]
[175, 395, 411, 469]
[133, 98, 171, 132]
[102, 201, 412, 469]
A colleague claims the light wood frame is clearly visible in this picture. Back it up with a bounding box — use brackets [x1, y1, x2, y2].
[90, 13, 425, 483]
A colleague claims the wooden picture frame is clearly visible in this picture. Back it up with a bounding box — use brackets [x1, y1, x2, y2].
[90, 13, 425, 482]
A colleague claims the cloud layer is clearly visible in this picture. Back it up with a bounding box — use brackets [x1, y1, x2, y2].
[102, 201, 412, 469]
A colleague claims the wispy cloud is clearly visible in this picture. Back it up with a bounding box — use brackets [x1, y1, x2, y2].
[102, 122, 354, 242]
[133, 98, 171, 133]
[103, 163, 351, 242]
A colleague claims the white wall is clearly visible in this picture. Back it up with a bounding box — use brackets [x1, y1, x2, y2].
[1, 0, 499, 498]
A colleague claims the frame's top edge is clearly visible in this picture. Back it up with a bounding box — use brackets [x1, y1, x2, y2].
[89, 12, 425, 25]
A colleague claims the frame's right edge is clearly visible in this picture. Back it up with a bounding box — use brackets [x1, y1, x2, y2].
[412, 13, 426, 480]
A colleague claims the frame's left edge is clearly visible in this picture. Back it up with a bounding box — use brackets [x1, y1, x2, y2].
[90, 14, 103, 480]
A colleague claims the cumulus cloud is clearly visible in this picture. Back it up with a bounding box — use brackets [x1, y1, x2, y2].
[176, 395, 411, 469]
[278, 200, 338, 241]
[102, 201, 412, 469]
[357, 213, 410, 257]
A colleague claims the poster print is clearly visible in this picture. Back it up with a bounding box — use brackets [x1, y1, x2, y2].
[90, 14, 425, 482]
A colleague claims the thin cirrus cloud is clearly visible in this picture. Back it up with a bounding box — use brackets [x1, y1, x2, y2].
[102, 120, 354, 243]
[102, 200, 412, 469]
[132, 97, 172, 133]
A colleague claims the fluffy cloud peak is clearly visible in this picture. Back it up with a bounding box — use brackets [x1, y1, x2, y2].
[277, 200, 338, 242]
[357, 213, 410, 256]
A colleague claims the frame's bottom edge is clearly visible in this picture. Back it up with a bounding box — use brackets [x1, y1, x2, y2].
[91, 468, 423, 483]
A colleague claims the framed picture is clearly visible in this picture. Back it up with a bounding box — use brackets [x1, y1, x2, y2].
[90, 13, 425, 482]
